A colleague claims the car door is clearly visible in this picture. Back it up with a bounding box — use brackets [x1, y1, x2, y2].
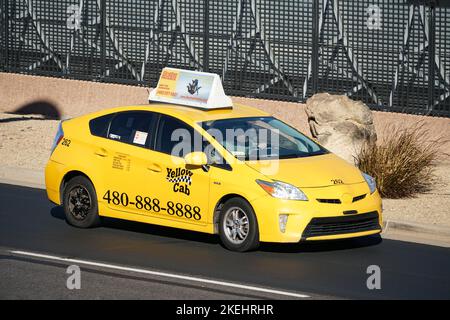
[148, 114, 211, 225]
[94, 111, 162, 218]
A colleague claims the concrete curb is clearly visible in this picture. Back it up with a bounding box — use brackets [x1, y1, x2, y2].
[382, 220, 450, 247]
[384, 219, 450, 237]
[1, 166, 449, 247]
[0, 166, 45, 190]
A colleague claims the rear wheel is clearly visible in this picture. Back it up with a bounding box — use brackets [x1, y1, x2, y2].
[62, 176, 100, 228]
[219, 198, 259, 252]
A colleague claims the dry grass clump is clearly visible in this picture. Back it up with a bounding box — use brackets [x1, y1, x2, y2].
[355, 123, 445, 199]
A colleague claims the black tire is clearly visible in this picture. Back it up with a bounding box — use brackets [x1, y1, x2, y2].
[219, 197, 260, 252]
[62, 175, 100, 228]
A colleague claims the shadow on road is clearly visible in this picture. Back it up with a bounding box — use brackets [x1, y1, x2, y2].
[259, 235, 382, 253]
[50, 206, 382, 253]
[50, 206, 219, 245]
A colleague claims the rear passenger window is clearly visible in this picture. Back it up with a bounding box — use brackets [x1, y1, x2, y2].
[108, 112, 155, 147]
[89, 113, 115, 137]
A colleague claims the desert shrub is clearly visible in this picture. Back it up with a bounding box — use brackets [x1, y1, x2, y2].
[355, 123, 444, 198]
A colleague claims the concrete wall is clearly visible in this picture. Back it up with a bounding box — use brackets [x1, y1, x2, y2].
[1, 72, 449, 145]
[0, 73, 149, 118]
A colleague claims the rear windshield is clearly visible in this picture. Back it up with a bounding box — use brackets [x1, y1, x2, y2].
[200, 116, 328, 160]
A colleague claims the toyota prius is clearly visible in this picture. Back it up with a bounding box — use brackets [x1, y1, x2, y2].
[45, 68, 382, 252]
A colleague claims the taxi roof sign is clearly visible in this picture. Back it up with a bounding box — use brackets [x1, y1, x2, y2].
[148, 68, 233, 110]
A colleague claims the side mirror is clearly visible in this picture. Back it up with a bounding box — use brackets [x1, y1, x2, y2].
[184, 152, 208, 167]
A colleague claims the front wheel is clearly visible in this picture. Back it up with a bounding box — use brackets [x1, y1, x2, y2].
[219, 198, 259, 252]
[62, 176, 100, 228]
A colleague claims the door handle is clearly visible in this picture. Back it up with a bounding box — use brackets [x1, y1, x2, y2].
[147, 163, 162, 172]
[94, 148, 108, 157]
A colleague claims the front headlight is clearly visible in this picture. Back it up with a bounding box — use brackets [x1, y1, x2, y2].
[362, 173, 376, 194]
[256, 180, 308, 201]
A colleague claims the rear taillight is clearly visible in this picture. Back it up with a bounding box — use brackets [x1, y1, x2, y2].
[50, 122, 64, 156]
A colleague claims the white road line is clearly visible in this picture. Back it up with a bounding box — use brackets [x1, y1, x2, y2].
[10, 250, 310, 299]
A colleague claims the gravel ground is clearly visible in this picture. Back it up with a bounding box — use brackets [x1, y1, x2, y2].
[0, 113, 59, 170]
[1, 112, 449, 227]
[382, 164, 450, 226]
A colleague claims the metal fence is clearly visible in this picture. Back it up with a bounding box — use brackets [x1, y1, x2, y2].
[1, 0, 450, 117]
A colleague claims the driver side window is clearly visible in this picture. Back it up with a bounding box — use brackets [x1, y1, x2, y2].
[155, 115, 201, 158]
[155, 114, 230, 169]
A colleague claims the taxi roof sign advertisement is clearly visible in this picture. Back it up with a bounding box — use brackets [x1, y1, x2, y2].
[148, 68, 233, 110]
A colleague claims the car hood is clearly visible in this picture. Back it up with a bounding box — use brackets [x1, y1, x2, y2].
[245, 153, 365, 188]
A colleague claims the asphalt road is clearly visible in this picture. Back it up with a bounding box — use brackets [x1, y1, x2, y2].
[0, 183, 449, 299]
[1, 254, 263, 300]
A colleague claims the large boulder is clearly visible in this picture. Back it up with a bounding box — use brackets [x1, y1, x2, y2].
[305, 93, 377, 164]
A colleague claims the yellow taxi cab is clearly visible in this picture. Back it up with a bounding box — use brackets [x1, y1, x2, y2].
[45, 68, 382, 252]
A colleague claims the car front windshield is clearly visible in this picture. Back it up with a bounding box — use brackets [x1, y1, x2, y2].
[200, 116, 328, 161]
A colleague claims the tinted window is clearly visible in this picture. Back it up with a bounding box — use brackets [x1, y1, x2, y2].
[108, 111, 155, 147]
[155, 115, 201, 157]
[155, 115, 229, 169]
[89, 113, 115, 137]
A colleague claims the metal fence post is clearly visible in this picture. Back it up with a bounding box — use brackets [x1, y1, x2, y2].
[203, 0, 210, 72]
[311, 0, 320, 95]
[427, 4, 436, 112]
[100, 0, 106, 80]
[3, 0, 9, 71]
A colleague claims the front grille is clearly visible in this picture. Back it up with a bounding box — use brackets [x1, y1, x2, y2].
[317, 194, 367, 204]
[301, 211, 381, 240]
[317, 198, 341, 204]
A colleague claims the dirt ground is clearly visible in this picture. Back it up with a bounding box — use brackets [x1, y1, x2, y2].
[0, 113, 59, 170]
[0, 112, 449, 227]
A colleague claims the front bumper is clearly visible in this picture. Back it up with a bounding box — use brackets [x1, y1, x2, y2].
[250, 182, 383, 243]
[300, 211, 381, 240]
